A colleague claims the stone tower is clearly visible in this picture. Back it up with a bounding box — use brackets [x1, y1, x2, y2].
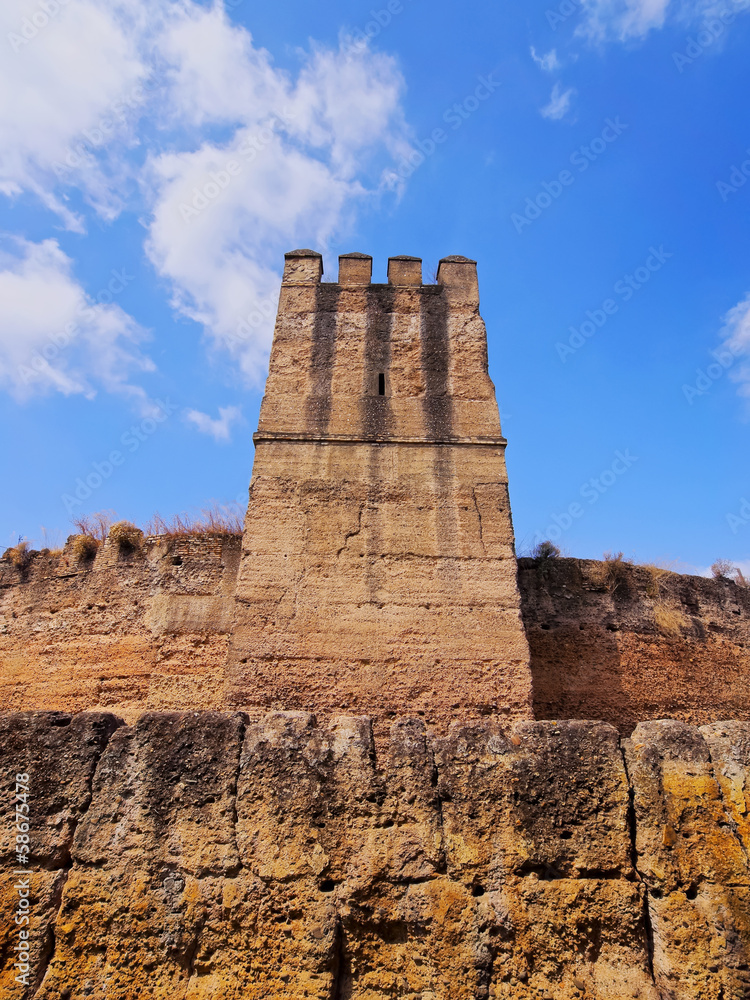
[226, 250, 532, 729]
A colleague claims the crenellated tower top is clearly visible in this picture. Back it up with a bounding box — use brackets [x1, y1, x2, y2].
[256, 251, 503, 447]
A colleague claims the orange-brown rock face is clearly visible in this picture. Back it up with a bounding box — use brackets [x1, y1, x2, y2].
[0, 535, 241, 723]
[520, 558, 750, 735]
[6, 710, 750, 998]
[227, 252, 532, 730]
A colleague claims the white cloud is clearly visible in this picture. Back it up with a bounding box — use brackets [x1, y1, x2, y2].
[185, 405, 243, 442]
[0, 0, 412, 393]
[579, 0, 671, 40]
[157, 3, 288, 129]
[145, 11, 411, 383]
[541, 83, 576, 120]
[0, 236, 153, 406]
[0, 0, 150, 227]
[531, 47, 561, 71]
[719, 293, 750, 398]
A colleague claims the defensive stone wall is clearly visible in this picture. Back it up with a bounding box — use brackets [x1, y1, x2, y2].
[520, 557, 750, 734]
[1, 546, 749, 734]
[0, 533, 241, 720]
[2, 709, 749, 999]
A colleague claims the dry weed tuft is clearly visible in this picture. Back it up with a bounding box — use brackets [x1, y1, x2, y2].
[143, 503, 243, 538]
[72, 534, 100, 562]
[72, 511, 114, 543]
[109, 521, 144, 551]
[4, 540, 31, 571]
[654, 602, 688, 635]
[531, 540, 561, 560]
[588, 551, 631, 593]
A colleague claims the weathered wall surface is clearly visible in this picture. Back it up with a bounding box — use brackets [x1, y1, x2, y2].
[2, 710, 750, 999]
[0, 534, 241, 722]
[227, 251, 532, 729]
[2, 549, 750, 734]
[521, 558, 750, 734]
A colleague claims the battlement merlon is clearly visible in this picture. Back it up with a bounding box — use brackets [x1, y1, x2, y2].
[280, 250, 479, 303]
[259, 251, 503, 444]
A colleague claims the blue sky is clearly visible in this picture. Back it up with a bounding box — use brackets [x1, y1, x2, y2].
[1, 0, 749, 574]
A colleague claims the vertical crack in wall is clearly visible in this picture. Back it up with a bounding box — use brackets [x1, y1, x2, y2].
[429, 738, 448, 877]
[329, 916, 347, 1000]
[30, 868, 68, 1000]
[228, 713, 247, 878]
[703, 735, 750, 872]
[619, 740, 656, 987]
[472, 487, 487, 556]
[337, 506, 363, 558]
[31, 713, 124, 998]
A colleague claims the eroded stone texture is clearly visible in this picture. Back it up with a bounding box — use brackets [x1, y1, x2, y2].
[522, 557, 750, 735]
[3, 544, 750, 735]
[0, 535, 241, 722]
[227, 253, 532, 730]
[625, 721, 750, 998]
[10, 713, 750, 998]
[36, 712, 247, 1000]
[0, 712, 121, 999]
[435, 720, 656, 998]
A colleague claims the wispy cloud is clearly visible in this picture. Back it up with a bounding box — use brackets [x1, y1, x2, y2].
[531, 47, 561, 71]
[541, 82, 576, 120]
[578, 0, 672, 41]
[0, 0, 413, 399]
[185, 405, 244, 443]
[0, 236, 153, 407]
[719, 293, 750, 399]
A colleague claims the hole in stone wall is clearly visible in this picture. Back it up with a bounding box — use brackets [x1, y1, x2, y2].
[319, 879, 336, 893]
[378, 373, 386, 396]
[471, 884, 486, 897]
[686, 885, 698, 900]
[172, 556, 183, 566]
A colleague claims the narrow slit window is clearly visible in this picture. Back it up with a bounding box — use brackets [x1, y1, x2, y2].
[378, 373, 386, 396]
